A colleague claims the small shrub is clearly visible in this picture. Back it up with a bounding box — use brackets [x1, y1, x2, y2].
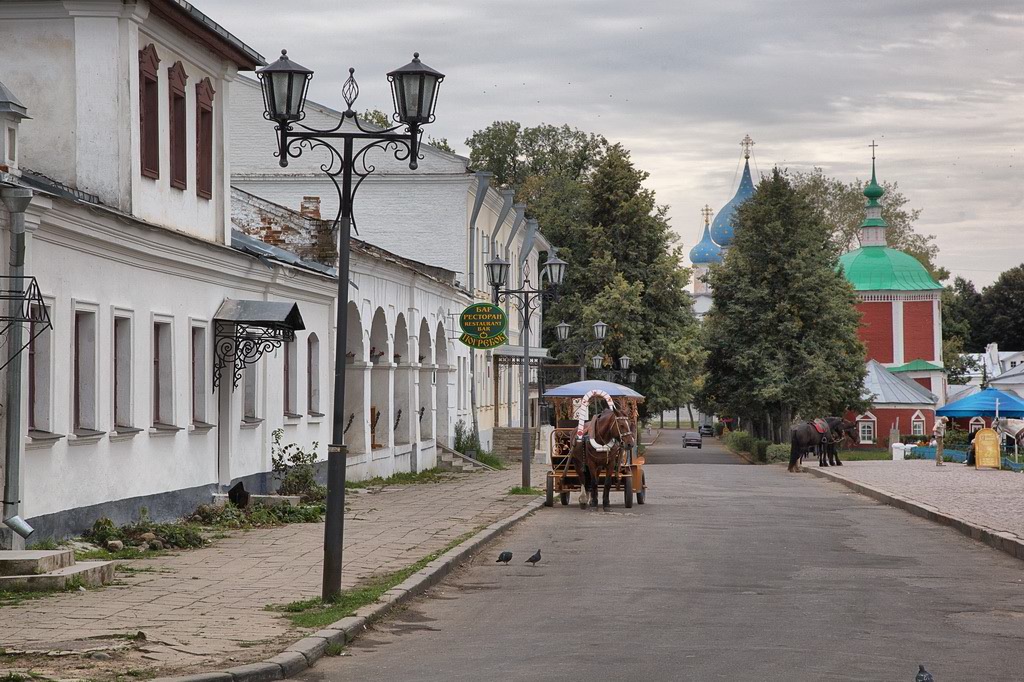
[753, 439, 770, 462]
[84, 511, 204, 550]
[453, 419, 482, 457]
[714, 422, 725, 437]
[271, 428, 326, 502]
[766, 444, 790, 463]
[475, 451, 505, 470]
[724, 430, 754, 454]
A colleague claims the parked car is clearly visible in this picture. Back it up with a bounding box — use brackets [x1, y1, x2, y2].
[683, 431, 702, 449]
[698, 424, 714, 436]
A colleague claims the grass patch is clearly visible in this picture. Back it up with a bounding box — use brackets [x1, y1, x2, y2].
[325, 642, 346, 656]
[507, 486, 543, 496]
[268, 529, 478, 629]
[76, 547, 156, 562]
[838, 450, 891, 461]
[474, 452, 506, 470]
[26, 539, 61, 551]
[345, 468, 446, 489]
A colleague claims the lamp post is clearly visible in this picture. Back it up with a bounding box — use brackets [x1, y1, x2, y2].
[257, 50, 443, 603]
[487, 250, 566, 488]
[564, 320, 607, 381]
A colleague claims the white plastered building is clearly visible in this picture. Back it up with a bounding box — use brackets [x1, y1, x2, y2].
[0, 0, 489, 541]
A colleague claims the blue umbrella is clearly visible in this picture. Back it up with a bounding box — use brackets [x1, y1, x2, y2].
[936, 387, 1024, 418]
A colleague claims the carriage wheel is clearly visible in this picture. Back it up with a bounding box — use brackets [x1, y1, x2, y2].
[544, 475, 554, 507]
[636, 471, 646, 505]
[560, 491, 570, 506]
[623, 474, 634, 508]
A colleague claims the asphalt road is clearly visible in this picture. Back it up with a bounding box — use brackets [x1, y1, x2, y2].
[301, 432, 1024, 681]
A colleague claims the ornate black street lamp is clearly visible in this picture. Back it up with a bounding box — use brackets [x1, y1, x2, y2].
[258, 50, 443, 603]
[486, 242, 566, 488]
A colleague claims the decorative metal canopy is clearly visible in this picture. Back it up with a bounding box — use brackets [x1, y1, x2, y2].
[0, 276, 50, 371]
[213, 299, 305, 390]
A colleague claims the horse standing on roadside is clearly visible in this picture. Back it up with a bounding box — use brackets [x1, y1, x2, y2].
[788, 417, 857, 472]
[570, 407, 636, 509]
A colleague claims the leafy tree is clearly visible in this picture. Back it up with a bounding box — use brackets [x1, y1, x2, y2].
[701, 169, 867, 441]
[540, 146, 702, 417]
[427, 136, 456, 154]
[360, 109, 392, 129]
[974, 264, 1024, 351]
[941, 276, 982, 383]
[465, 122, 607, 190]
[789, 168, 947, 281]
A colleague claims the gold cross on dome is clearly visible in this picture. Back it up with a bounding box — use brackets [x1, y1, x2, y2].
[740, 134, 755, 159]
[701, 204, 713, 224]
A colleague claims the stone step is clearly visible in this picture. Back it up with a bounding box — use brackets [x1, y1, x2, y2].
[0, 561, 115, 591]
[0, 550, 75, 577]
[212, 493, 302, 508]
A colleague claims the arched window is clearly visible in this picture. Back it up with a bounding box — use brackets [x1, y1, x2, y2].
[139, 44, 161, 179]
[970, 417, 985, 433]
[168, 61, 188, 190]
[307, 333, 321, 416]
[856, 412, 877, 445]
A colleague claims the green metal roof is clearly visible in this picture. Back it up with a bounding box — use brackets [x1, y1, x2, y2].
[838, 246, 943, 291]
[889, 359, 944, 373]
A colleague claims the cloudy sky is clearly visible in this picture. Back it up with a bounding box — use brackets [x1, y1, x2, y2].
[208, 0, 1023, 287]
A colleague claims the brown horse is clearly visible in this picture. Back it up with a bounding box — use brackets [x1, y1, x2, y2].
[570, 407, 636, 509]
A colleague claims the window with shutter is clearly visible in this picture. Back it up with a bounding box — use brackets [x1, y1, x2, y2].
[196, 78, 215, 199]
[168, 61, 188, 190]
[139, 44, 161, 179]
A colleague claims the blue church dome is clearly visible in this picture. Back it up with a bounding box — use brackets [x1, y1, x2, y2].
[689, 223, 722, 265]
[710, 158, 756, 247]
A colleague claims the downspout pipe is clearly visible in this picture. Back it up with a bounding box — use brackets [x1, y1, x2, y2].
[488, 190, 515, 253]
[2, 187, 33, 548]
[467, 171, 492, 450]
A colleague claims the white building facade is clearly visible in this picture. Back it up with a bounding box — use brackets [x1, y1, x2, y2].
[0, 0, 485, 541]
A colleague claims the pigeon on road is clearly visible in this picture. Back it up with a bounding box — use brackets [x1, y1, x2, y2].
[916, 664, 934, 682]
[525, 549, 541, 566]
[496, 551, 512, 565]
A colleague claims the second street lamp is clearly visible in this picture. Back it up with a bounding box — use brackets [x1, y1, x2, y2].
[257, 50, 444, 603]
[488, 241, 565, 488]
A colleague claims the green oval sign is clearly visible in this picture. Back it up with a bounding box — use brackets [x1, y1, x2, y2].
[459, 302, 508, 349]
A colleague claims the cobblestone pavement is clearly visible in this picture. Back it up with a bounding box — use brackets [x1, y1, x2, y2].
[812, 459, 1024, 539]
[0, 468, 541, 679]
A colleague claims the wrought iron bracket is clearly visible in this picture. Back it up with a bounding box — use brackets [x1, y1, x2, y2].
[0, 276, 52, 372]
[213, 321, 296, 391]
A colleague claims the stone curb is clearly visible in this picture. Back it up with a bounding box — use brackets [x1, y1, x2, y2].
[806, 467, 1024, 563]
[151, 497, 545, 682]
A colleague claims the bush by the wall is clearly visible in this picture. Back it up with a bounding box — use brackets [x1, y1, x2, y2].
[766, 444, 789, 463]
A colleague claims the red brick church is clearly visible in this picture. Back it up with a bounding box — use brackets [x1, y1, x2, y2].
[839, 150, 944, 447]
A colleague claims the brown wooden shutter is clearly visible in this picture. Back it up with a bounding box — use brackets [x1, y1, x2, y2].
[168, 61, 188, 190]
[196, 78, 215, 199]
[139, 44, 161, 179]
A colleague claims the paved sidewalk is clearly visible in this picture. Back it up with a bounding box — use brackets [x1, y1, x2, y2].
[808, 460, 1024, 541]
[1, 469, 540, 680]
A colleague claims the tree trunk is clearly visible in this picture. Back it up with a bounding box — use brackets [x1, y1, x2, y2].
[686, 404, 695, 429]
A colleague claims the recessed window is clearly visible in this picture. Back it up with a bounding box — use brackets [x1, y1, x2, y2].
[113, 316, 133, 428]
[191, 326, 207, 423]
[153, 321, 173, 426]
[911, 417, 925, 437]
[283, 340, 298, 417]
[139, 43, 161, 179]
[168, 61, 188, 190]
[74, 310, 98, 432]
[243, 363, 258, 423]
[970, 417, 985, 433]
[196, 78, 215, 199]
[307, 334, 321, 415]
[28, 304, 52, 432]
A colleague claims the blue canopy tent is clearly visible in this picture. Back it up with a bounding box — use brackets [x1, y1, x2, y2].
[542, 380, 644, 399]
[936, 387, 1024, 419]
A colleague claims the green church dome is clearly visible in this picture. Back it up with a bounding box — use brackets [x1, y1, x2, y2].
[838, 246, 942, 291]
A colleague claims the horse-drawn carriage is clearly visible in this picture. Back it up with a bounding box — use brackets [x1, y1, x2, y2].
[542, 380, 646, 509]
